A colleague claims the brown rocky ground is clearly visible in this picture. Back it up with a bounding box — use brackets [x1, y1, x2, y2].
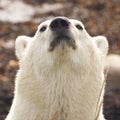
[0, 0, 120, 120]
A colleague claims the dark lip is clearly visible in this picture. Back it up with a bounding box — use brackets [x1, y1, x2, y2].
[55, 35, 70, 41]
[48, 35, 76, 51]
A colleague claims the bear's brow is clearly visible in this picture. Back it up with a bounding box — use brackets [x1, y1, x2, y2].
[39, 18, 51, 24]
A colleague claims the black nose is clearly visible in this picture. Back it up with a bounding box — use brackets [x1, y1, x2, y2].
[50, 18, 69, 31]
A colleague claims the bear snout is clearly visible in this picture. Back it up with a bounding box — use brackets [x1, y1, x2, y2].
[50, 17, 70, 32]
[49, 35, 76, 51]
[48, 17, 77, 51]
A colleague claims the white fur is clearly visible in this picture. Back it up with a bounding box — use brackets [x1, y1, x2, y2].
[6, 17, 108, 120]
[15, 35, 32, 59]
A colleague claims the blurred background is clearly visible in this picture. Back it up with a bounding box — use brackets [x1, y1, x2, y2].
[0, 0, 120, 120]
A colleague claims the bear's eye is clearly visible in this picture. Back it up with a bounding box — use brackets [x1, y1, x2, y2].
[40, 26, 47, 32]
[75, 24, 83, 30]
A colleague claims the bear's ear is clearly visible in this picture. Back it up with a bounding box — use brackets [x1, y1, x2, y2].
[93, 36, 108, 56]
[15, 35, 32, 60]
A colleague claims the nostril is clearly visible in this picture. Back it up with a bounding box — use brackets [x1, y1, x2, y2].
[60, 19, 69, 27]
[50, 18, 69, 31]
[50, 20, 59, 30]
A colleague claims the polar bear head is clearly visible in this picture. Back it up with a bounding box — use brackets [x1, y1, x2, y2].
[15, 17, 108, 68]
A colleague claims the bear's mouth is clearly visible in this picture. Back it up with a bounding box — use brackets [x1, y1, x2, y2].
[49, 35, 76, 51]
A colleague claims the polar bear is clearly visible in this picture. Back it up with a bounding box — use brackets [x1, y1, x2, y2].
[6, 17, 108, 120]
